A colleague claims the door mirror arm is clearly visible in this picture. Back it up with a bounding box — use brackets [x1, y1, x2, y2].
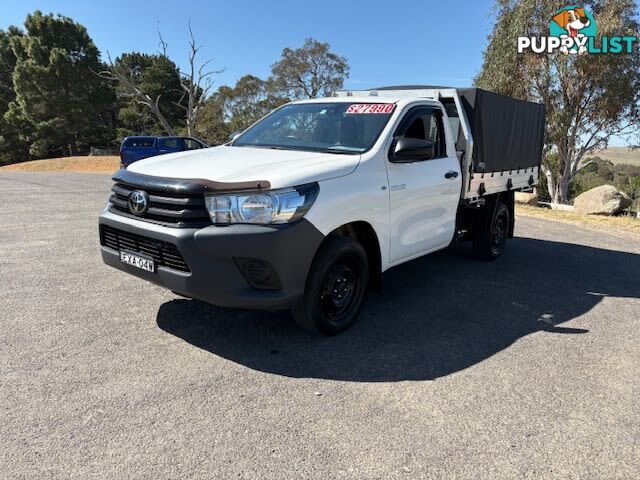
[390, 137, 436, 163]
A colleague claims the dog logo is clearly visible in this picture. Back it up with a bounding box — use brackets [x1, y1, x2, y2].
[518, 6, 637, 55]
[550, 6, 597, 54]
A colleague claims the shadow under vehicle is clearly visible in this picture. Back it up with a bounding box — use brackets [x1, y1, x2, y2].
[156, 237, 639, 382]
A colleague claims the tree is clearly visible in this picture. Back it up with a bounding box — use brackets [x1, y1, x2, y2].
[196, 75, 287, 146]
[0, 27, 29, 164]
[0, 28, 19, 114]
[101, 23, 221, 137]
[106, 52, 184, 137]
[100, 52, 182, 136]
[475, 0, 640, 204]
[168, 24, 222, 137]
[6, 11, 117, 158]
[571, 155, 640, 206]
[268, 38, 349, 99]
[194, 93, 229, 146]
[219, 75, 287, 132]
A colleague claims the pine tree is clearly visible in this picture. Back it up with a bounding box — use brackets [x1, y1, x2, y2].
[7, 11, 117, 159]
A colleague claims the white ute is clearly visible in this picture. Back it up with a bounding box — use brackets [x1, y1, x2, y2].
[99, 86, 545, 335]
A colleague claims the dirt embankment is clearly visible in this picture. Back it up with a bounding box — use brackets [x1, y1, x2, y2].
[0, 156, 120, 173]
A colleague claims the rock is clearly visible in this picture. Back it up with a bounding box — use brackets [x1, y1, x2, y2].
[574, 185, 632, 216]
[515, 191, 538, 205]
[549, 203, 575, 212]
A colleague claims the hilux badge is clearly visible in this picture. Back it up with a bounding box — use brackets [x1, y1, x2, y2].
[128, 190, 149, 215]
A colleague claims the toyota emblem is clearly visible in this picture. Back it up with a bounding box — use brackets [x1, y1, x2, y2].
[128, 190, 149, 215]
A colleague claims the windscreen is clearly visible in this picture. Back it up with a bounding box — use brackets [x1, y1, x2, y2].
[232, 102, 396, 154]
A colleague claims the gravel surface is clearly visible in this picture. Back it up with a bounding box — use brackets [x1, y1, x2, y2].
[1, 172, 639, 479]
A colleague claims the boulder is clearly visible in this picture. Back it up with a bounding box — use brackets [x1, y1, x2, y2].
[515, 191, 538, 205]
[549, 203, 575, 212]
[574, 185, 632, 216]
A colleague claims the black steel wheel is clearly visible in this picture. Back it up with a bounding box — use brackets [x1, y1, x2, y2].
[292, 236, 368, 335]
[490, 206, 508, 256]
[473, 202, 510, 260]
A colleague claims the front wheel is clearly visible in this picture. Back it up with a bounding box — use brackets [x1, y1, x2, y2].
[473, 202, 509, 260]
[292, 236, 369, 335]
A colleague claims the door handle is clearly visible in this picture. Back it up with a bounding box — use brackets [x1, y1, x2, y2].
[445, 170, 459, 179]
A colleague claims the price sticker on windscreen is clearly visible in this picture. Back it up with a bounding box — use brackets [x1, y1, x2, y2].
[345, 103, 395, 114]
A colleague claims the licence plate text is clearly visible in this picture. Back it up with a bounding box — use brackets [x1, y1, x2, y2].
[120, 251, 155, 272]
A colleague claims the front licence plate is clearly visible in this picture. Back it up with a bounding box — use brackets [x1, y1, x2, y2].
[120, 251, 155, 272]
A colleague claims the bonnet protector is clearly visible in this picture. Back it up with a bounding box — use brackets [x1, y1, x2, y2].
[112, 169, 271, 194]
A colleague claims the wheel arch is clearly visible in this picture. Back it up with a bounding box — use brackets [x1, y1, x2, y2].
[458, 190, 515, 240]
[321, 221, 383, 291]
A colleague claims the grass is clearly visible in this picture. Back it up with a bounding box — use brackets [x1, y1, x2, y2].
[516, 204, 640, 236]
[589, 147, 640, 166]
[0, 156, 120, 173]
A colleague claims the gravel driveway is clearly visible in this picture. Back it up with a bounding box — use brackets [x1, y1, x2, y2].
[1, 172, 638, 479]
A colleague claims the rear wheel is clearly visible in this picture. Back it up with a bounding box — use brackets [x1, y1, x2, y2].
[473, 202, 509, 260]
[292, 236, 369, 335]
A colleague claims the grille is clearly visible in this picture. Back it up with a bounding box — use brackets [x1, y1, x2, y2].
[109, 183, 211, 228]
[100, 225, 190, 273]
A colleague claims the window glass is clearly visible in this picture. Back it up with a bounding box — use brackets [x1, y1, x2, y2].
[442, 100, 463, 152]
[398, 108, 446, 158]
[425, 114, 442, 149]
[159, 138, 180, 149]
[448, 117, 461, 144]
[233, 103, 395, 154]
[123, 137, 155, 148]
[183, 138, 202, 150]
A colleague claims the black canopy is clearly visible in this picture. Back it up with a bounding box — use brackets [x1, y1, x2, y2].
[457, 88, 545, 173]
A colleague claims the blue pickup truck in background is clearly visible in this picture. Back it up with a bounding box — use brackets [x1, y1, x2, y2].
[120, 136, 207, 167]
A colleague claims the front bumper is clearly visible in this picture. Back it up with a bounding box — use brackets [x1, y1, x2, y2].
[98, 209, 324, 310]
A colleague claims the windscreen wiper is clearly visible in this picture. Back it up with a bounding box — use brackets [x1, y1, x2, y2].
[319, 147, 361, 154]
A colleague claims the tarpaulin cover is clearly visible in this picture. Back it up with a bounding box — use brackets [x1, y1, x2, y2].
[457, 88, 545, 173]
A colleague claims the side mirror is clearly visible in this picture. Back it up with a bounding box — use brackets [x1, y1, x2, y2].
[391, 137, 436, 163]
[229, 131, 241, 142]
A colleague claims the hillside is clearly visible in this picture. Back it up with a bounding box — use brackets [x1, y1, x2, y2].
[588, 147, 640, 166]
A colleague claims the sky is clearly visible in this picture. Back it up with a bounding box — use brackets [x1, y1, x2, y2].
[0, 0, 636, 146]
[1, 0, 493, 88]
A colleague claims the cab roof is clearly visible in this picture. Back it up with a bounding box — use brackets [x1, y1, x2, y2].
[291, 95, 440, 106]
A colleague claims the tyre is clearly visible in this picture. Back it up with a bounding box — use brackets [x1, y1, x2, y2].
[292, 236, 369, 335]
[473, 202, 509, 260]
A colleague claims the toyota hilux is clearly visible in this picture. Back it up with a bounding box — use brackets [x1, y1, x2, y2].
[99, 86, 545, 335]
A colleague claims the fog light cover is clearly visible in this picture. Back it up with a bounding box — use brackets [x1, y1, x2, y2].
[234, 257, 282, 290]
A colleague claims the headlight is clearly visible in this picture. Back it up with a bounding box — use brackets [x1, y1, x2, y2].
[204, 183, 319, 225]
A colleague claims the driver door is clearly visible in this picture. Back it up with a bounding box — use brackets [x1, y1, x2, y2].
[386, 106, 462, 263]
